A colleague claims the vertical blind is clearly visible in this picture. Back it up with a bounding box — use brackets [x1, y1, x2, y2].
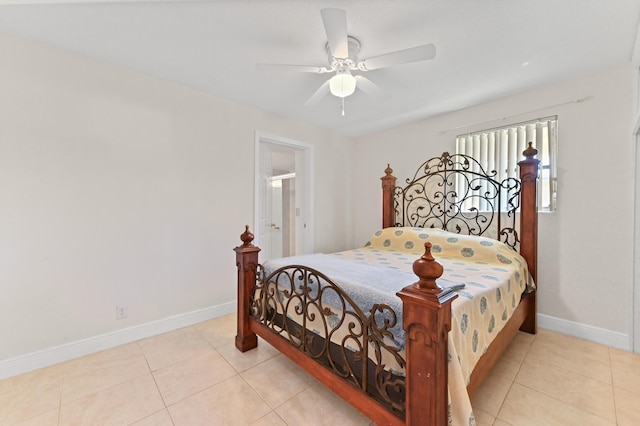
[455, 116, 557, 212]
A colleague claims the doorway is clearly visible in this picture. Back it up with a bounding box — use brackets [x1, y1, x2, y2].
[255, 133, 313, 261]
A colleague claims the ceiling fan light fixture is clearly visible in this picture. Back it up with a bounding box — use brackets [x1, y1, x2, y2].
[329, 72, 356, 98]
[256, 10, 436, 107]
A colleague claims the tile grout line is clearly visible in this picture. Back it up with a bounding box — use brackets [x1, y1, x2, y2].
[490, 359, 520, 424]
[609, 347, 619, 425]
[489, 332, 534, 424]
[138, 329, 230, 424]
[525, 335, 616, 385]
[239, 355, 283, 408]
[514, 335, 618, 424]
[57, 362, 66, 426]
[509, 348, 619, 425]
[128, 340, 175, 426]
[238, 354, 314, 425]
[509, 380, 619, 425]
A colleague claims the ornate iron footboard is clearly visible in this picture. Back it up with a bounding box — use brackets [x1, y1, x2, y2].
[250, 264, 407, 416]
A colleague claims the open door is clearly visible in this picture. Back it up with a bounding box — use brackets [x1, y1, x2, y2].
[255, 134, 312, 261]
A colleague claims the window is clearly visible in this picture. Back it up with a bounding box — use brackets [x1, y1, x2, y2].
[455, 116, 557, 212]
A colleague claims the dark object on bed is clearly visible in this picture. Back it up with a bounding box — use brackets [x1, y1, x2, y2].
[235, 144, 539, 425]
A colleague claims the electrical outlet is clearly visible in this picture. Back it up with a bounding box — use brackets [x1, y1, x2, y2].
[116, 305, 128, 320]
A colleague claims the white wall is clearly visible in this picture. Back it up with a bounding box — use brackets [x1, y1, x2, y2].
[0, 30, 354, 375]
[353, 65, 636, 349]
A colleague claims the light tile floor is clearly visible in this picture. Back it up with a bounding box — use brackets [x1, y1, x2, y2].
[1, 313, 639, 425]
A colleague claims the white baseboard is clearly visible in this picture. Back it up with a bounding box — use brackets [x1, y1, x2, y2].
[537, 313, 631, 351]
[0, 301, 236, 381]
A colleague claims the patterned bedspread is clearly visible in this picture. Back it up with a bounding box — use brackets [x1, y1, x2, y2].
[262, 226, 533, 425]
[333, 227, 533, 382]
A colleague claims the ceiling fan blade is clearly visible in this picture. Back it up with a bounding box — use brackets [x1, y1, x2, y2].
[359, 43, 436, 71]
[320, 8, 348, 59]
[355, 75, 388, 101]
[304, 78, 331, 106]
[256, 63, 330, 73]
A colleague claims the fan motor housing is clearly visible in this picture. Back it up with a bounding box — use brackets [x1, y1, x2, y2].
[326, 36, 361, 71]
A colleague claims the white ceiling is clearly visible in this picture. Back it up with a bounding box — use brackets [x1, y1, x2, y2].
[1, 0, 639, 137]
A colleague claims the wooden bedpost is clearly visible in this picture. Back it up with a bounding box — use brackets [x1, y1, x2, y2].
[518, 143, 540, 334]
[397, 242, 457, 426]
[381, 164, 397, 229]
[234, 225, 260, 352]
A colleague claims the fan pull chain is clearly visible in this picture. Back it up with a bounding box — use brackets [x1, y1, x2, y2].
[341, 98, 345, 116]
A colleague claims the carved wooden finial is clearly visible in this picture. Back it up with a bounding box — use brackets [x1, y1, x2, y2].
[240, 225, 254, 247]
[412, 242, 444, 293]
[523, 142, 538, 159]
[384, 164, 393, 177]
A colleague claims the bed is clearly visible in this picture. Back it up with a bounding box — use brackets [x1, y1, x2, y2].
[234, 144, 539, 425]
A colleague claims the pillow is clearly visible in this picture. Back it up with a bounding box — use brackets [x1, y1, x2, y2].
[364, 227, 524, 267]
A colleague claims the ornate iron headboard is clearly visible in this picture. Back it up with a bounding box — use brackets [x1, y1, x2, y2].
[392, 152, 522, 250]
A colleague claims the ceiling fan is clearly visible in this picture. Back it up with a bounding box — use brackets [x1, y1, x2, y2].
[256, 8, 436, 113]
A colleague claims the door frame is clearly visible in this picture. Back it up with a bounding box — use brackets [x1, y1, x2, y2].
[254, 132, 314, 257]
[630, 40, 640, 353]
[634, 126, 640, 353]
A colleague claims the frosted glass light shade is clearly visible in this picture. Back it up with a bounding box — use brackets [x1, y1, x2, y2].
[329, 72, 356, 98]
